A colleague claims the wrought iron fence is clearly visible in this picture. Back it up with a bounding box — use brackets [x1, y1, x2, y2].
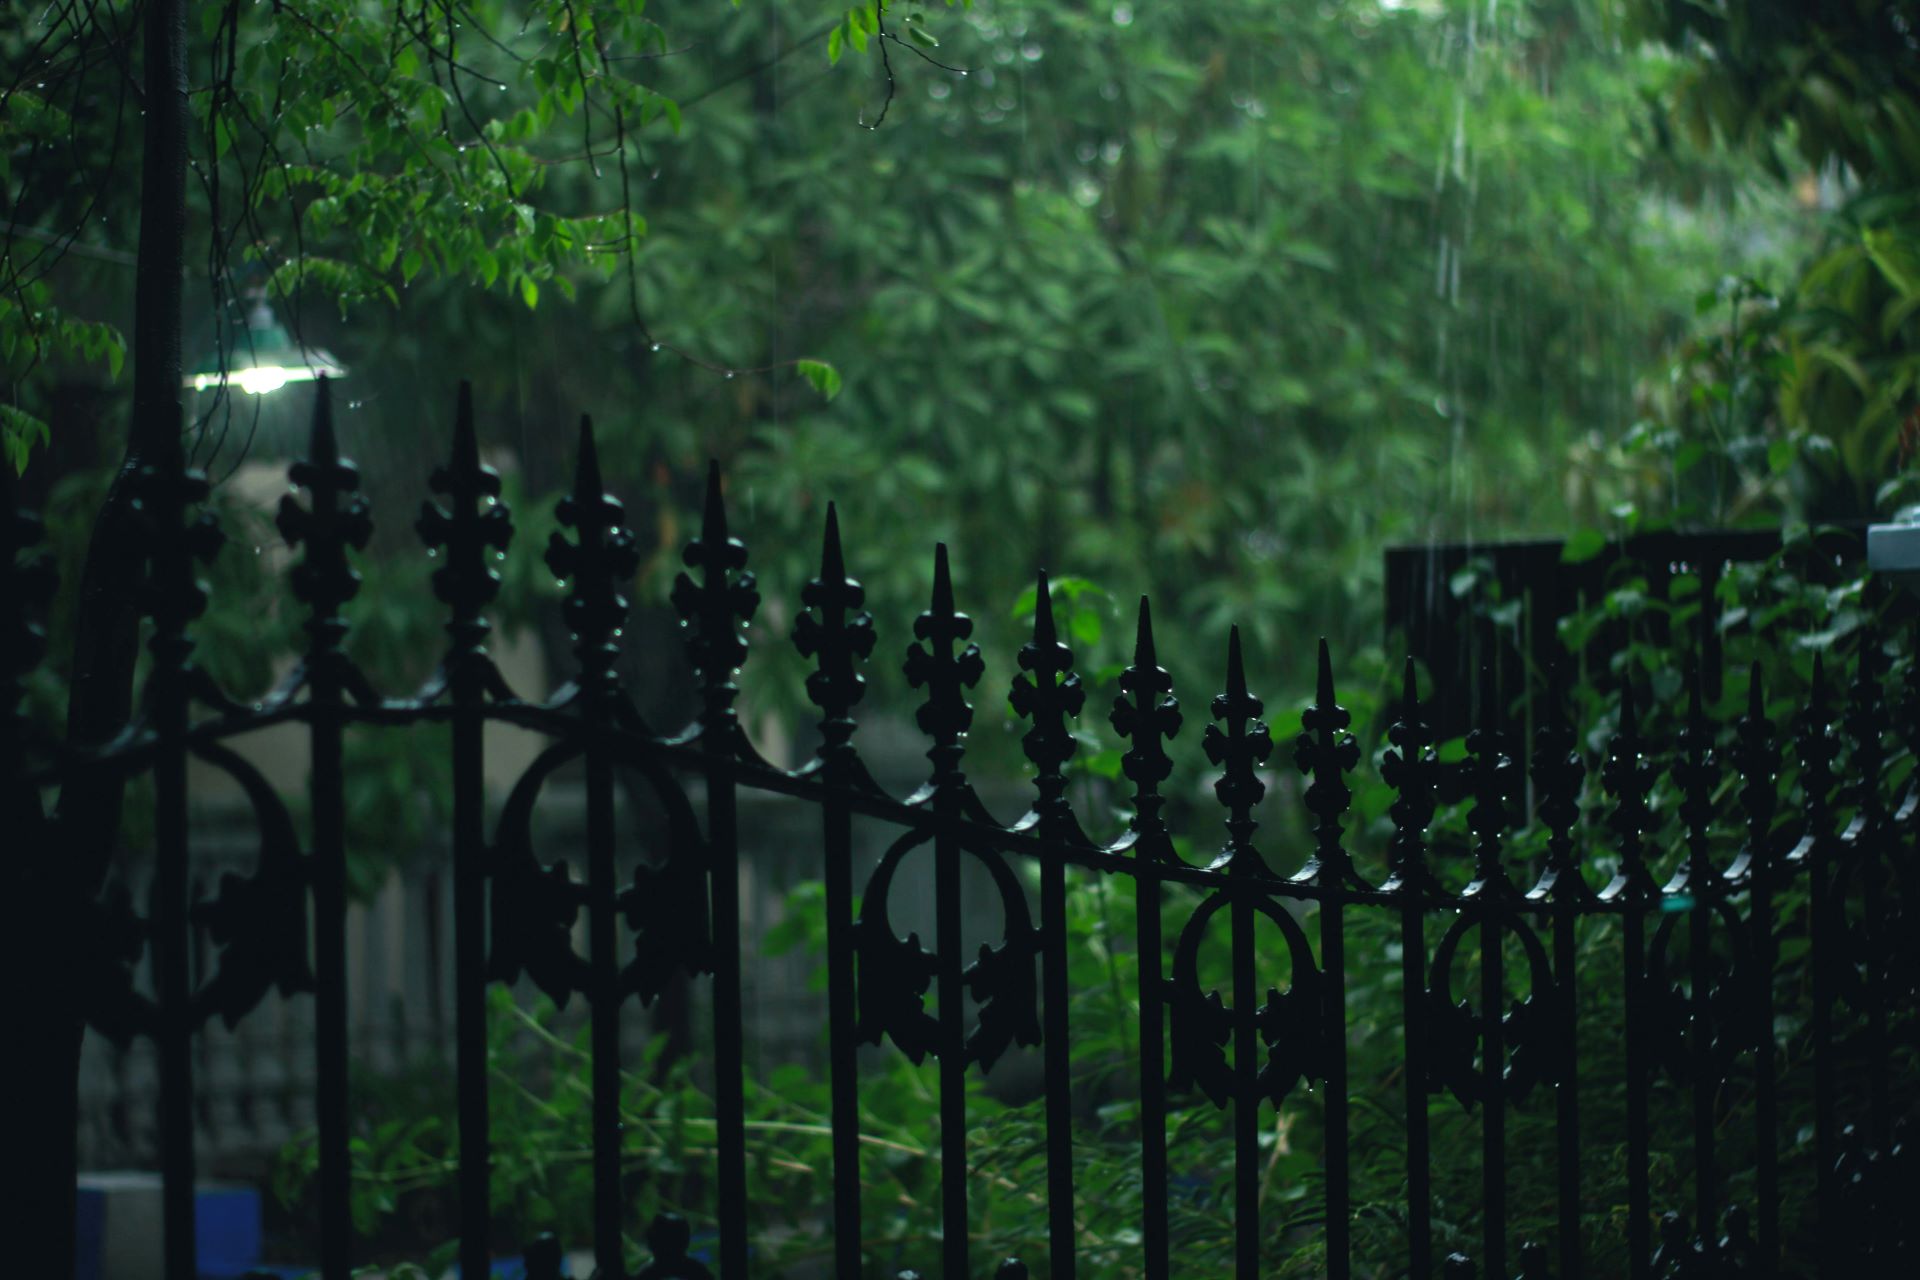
[5, 381, 1916, 1280]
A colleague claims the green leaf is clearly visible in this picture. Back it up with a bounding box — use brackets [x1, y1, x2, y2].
[519, 275, 540, 309]
[797, 359, 842, 401]
[828, 24, 844, 64]
[1561, 528, 1607, 564]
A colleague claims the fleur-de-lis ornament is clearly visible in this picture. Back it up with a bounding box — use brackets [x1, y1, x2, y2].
[903, 543, 985, 788]
[1602, 685, 1659, 902]
[1009, 570, 1087, 836]
[277, 378, 372, 671]
[1464, 662, 1515, 890]
[792, 503, 874, 762]
[1111, 597, 1182, 845]
[1295, 638, 1360, 882]
[1204, 626, 1272, 874]
[546, 418, 640, 703]
[671, 461, 759, 742]
[1529, 663, 1587, 900]
[416, 381, 513, 687]
[1382, 658, 1436, 892]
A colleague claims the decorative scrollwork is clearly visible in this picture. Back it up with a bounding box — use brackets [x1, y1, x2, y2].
[489, 743, 592, 1004]
[547, 418, 641, 703]
[1426, 909, 1560, 1108]
[415, 380, 515, 695]
[671, 460, 759, 740]
[1166, 891, 1323, 1109]
[622, 839, 715, 1005]
[853, 828, 1040, 1070]
[1642, 667, 1757, 1082]
[77, 884, 153, 1046]
[188, 742, 312, 1028]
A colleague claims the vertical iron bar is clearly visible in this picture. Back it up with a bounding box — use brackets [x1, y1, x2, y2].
[1789, 660, 1835, 1280]
[550, 421, 644, 1275]
[587, 746, 623, 1276]
[1384, 659, 1435, 1280]
[795, 504, 870, 1276]
[1680, 664, 1718, 1245]
[823, 790, 861, 1271]
[1042, 856, 1075, 1277]
[420, 385, 502, 1280]
[154, 636, 196, 1280]
[1137, 865, 1170, 1280]
[1233, 885, 1260, 1280]
[937, 809, 969, 1280]
[1737, 663, 1779, 1269]
[1401, 902, 1431, 1280]
[1553, 906, 1580, 1280]
[1688, 894, 1716, 1240]
[1115, 598, 1178, 1280]
[710, 761, 750, 1279]
[313, 674, 351, 1280]
[1480, 907, 1506, 1280]
[451, 693, 489, 1280]
[1323, 896, 1350, 1279]
[1624, 906, 1651, 1280]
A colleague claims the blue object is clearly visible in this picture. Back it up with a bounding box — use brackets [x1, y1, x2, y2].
[72, 1175, 262, 1280]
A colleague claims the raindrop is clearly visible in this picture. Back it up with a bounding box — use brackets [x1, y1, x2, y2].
[1113, 4, 1134, 26]
[958, 69, 969, 77]
[1020, 44, 1043, 62]
[252, 546, 262, 556]
[650, 343, 662, 352]
[929, 82, 950, 101]
[724, 371, 736, 380]
[427, 548, 438, 558]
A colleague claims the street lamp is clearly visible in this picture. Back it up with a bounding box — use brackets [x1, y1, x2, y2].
[183, 286, 345, 395]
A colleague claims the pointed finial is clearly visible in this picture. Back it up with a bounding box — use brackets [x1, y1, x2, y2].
[701, 457, 728, 544]
[932, 541, 955, 616]
[1384, 654, 1435, 890]
[575, 415, 603, 499]
[1113, 595, 1181, 846]
[1134, 594, 1157, 669]
[1297, 635, 1359, 882]
[821, 501, 845, 581]
[1032, 568, 1057, 646]
[309, 374, 337, 465]
[451, 380, 478, 470]
[794, 501, 872, 756]
[1205, 625, 1272, 870]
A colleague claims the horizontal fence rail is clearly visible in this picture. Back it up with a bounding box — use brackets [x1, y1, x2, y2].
[6, 381, 1917, 1279]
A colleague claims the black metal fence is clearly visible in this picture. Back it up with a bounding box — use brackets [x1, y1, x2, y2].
[6, 382, 1916, 1280]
